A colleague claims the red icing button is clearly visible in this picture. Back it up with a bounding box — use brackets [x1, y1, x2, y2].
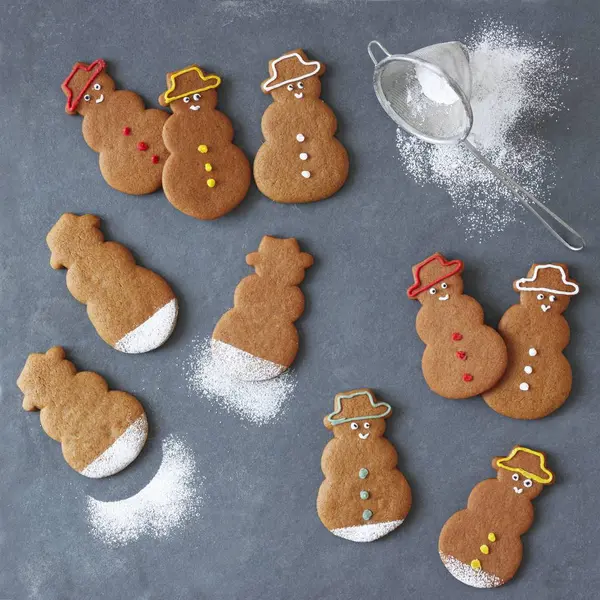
[456, 351, 467, 360]
[151, 154, 159, 164]
[123, 127, 131, 136]
[137, 141, 149, 151]
[452, 332, 463, 341]
[463, 374, 474, 382]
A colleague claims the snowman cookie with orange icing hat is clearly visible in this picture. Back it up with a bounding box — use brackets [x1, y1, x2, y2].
[158, 66, 251, 220]
[62, 59, 169, 195]
[483, 263, 579, 419]
[407, 253, 507, 399]
[254, 49, 349, 203]
[317, 389, 412, 542]
[439, 446, 555, 588]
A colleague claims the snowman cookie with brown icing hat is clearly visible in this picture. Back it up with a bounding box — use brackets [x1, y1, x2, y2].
[483, 263, 579, 419]
[159, 65, 251, 220]
[407, 252, 508, 399]
[317, 389, 412, 542]
[254, 49, 349, 203]
[62, 59, 169, 195]
[439, 446, 554, 588]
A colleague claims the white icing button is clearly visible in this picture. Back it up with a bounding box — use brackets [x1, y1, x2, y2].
[519, 382, 530, 391]
[299, 152, 308, 160]
[301, 170, 311, 178]
[528, 348, 537, 357]
[524, 365, 533, 374]
[296, 133, 305, 142]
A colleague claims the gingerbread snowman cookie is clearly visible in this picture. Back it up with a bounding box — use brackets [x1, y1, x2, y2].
[483, 264, 579, 419]
[159, 66, 251, 220]
[317, 389, 412, 542]
[407, 253, 507, 399]
[254, 49, 349, 203]
[18, 347, 148, 478]
[62, 59, 168, 195]
[439, 446, 554, 588]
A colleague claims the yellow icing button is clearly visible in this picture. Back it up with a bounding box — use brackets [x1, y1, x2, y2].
[470, 559, 481, 571]
[204, 162, 213, 172]
[198, 144, 208, 153]
[480, 544, 489, 555]
[488, 532, 496, 542]
[206, 178, 216, 188]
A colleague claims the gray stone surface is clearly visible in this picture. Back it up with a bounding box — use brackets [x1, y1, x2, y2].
[1, 1, 599, 598]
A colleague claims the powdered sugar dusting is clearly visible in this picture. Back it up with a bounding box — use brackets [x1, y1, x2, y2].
[211, 338, 287, 381]
[185, 337, 296, 425]
[331, 519, 405, 542]
[87, 435, 201, 545]
[396, 21, 572, 241]
[440, 553, 503, 588]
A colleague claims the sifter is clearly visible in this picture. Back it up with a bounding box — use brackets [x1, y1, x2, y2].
[368, 40, 585, 251]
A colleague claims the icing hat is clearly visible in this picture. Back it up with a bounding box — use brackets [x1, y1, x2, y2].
[407, 252, 464, 298]
[326, 389, 391, 426]
[62, 59, 106, 114]
[514, 263, 579, 296]
[160, 65, 221, 105]
[495, 446, 554, 484]
[262, 49, 324, 93]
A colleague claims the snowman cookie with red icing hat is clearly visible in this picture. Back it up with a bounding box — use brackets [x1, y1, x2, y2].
[62, 59, 169, 195]
[483, 263, 579, 419]
[407, 253, 508, 399]
[254, 49, 349, 203]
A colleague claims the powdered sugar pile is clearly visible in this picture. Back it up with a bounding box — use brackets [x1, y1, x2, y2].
[396, 22, 572, 241]
[184, 337, 296, 425]
[87, 435, 201, 545]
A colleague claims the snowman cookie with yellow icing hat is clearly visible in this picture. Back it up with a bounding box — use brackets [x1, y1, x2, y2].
[317, 389, 412, 542]
[439, 446, 555, 588]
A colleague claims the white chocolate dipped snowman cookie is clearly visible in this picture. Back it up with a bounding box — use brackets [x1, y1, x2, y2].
[483, 263, 579, 419]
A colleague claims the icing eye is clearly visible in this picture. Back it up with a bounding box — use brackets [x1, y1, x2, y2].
[350, 422, 359, 430]
[183, 96, 190, 103]
[429, 288, 437, 295]
[441, 282, 448, 289]
[287, 84, 294, 91]
[297, 82, 304, 89]
[193, 93, 201, 101]
[537, 293, 544, 300]
[523, 479, 533, 488]
[549, 295, 556, 302]
[93, 83, 101, 91]
[363, 422, 370, 429]
[512, 473, 519, 481]
[84, 94, 91, 102]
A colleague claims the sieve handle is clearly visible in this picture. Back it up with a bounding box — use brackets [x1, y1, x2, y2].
[462, 140, 585, 252]
[368, 40, 391, 65]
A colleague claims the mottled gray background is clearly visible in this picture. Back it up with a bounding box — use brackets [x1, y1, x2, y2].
[1, 1, 599, 598]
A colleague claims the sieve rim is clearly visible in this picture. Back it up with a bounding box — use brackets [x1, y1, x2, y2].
[372, 53, 473, 145]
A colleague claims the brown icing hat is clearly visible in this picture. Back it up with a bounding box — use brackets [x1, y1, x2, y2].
[514, 263, 579, 296]
[494, 446, 554, 484]
[160, 65, 221, 105]
[261, 49, 325, 93]
[407, 252, 464, 298]
[62, 59, 106, 114]
[326, 389, 391, 426]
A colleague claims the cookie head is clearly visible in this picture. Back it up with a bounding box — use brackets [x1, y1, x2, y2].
[62, 60, 115, 115]
[46, 213, 104, 269]
[492, 446, 554, 500]
[261, 49, 325, 102]
[159, 66, 220, 112]
[407, 253, 464, 305]
[514, 263, 578, 315]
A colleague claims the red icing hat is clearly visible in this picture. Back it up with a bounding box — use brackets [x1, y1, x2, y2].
[407, 252, 464, 298]
[62, 59, 106, 114]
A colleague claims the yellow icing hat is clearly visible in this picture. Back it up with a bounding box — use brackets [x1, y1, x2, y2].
[160, 65, 221, 105]
[495, 446, 554, 484]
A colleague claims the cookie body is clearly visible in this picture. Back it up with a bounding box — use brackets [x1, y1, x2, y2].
[317, 390, 411, 542]
[439, 446, 554, 588]
[159, 66, 251, 219]
[47, 213, 178, 353]
[211, 236, 313, 381]
[62, 60, 168, 195]
[483, 264, 578, 419]
[408, 253, 507, 398]
[254, 49, 348, 203]
[18, 347, 148, 477]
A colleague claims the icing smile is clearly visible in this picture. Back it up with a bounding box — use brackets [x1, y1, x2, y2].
[294, 92, 304, 99]
[358, 432, 370, 440]
[190, 105, 200, 111]
[438, 294, 450, 301]
[95, 94, 104, 104]
[513, 486, 523, 495]
[541, 304, 551, 312]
